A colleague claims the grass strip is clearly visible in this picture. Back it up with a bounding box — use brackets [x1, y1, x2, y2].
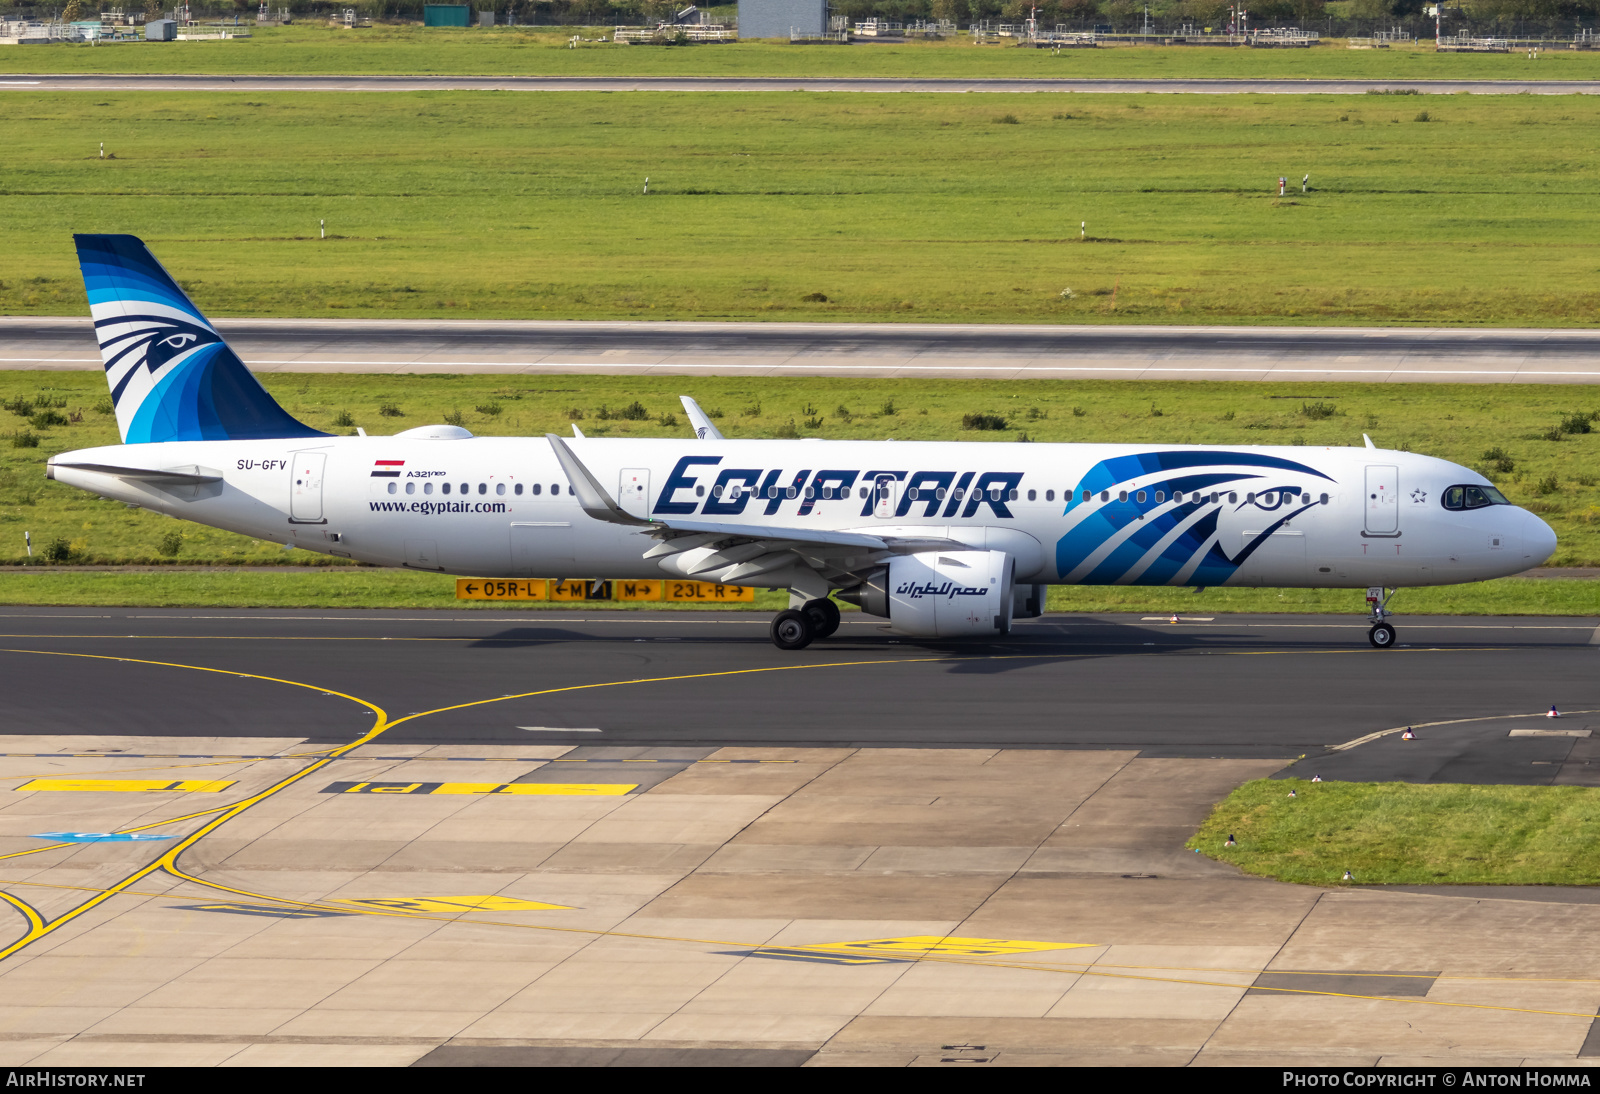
[5, 373, 1600, 569]
[8, 26, 1600, 79]
[0, 568, 1591, 614]
[4, 90, 1600, 327]
[1193, 778, 1600, 886]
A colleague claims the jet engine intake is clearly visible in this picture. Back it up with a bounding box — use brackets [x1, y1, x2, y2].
[838, 549, 1014, 637]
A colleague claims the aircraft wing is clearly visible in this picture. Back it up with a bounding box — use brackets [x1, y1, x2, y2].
[679, 396, 725, 441]
[545, 434, 932, 583]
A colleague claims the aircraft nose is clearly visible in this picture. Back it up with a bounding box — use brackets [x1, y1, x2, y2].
[1519, 508, 1558, 567]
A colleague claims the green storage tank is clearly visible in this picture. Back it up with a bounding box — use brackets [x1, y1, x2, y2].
[424, 4, 472, 26]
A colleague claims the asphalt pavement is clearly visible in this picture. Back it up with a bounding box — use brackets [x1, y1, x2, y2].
[3, 74, 1598, 94]
[1, 607, 1593, 751]
[9, 317, 1600, 383]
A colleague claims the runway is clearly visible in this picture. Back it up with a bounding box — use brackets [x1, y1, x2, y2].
[2, 608, 1595, 752]
[9, 317, 1600, 383]
[3, 74, 1599, 95]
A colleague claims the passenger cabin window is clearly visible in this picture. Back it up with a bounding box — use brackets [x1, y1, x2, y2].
[531, 483, 541, 496]
[1135, 491, 1146, 503]
[496, 483, 506, 496]
[406, 482, 415, 495]
[1027, 489, 1036, 501]
[478, 483, 486, 496]
[424, 482, 433, 495]
[1083, 490, 1093, 502]
[387, 482, 396, 494]
[1443, 484, 1510, 510]
[1155, 490, 1165, 503]
[442, 483, 451, 495]
[1045, 490, 1054, 502]
[514, 484, 523, 496]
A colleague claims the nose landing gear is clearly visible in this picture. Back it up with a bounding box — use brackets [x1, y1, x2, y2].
[1366, 586, 1398, 649]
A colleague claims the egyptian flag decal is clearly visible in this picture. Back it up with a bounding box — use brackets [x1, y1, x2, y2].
[371, 460, 404, 478]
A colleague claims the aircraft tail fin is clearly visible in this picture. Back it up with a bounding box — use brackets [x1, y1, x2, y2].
[74, 234, 327, 444]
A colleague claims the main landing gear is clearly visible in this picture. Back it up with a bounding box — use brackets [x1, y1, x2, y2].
[769, 598, 840, 651]
[1366, 586, 1399, 649]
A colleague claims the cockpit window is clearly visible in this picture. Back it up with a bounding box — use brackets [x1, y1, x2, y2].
[1443, 484, 1511, 510]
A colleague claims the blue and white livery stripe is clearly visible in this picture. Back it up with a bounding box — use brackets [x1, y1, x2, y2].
[1058, 450, 1332, 586]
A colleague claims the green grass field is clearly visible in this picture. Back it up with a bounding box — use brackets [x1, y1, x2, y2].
[5, 90, 1600, 326]
[1193, 778, 1600, 886]
[6, 24, 1600, 79]
[4, 370, 1599, 584]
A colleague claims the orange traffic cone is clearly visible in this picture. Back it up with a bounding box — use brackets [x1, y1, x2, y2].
[1548, 705, 1561, 719]
[1401, 728, 1416, 740]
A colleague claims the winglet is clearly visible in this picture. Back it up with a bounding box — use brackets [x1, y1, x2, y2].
[572, 423, 586, 439]
[544, 434, 650, 527]
[680, 396, 725, 441]
[1363, 434, 1376, 450]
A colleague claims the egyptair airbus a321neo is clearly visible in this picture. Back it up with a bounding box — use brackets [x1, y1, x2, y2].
[48, 236, 1557, 649]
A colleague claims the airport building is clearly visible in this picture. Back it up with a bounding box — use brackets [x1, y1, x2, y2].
[737, 0, 825, 39]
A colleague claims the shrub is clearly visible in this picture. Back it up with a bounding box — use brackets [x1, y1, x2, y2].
[1483, 447, 1515, 473]
[475, 403, 503, 417]
[1150, 404, 1163, 418]
[619, 401, 649, 421]
[442, 409, 465, 426]
[11, 431, 39, 449]
[29, 410, 66, 429]
[92, 398, 114, 416]
[995, 114, 1020, 124]
[1537, 474, 1561, 496]
[4, 397, 33, 416]
[42, 537, 72, 563]
[962, 413, 1008, 431]
[1300, 401, 1338, 421]
[157, 530, 183, 558]
[835, 405, 853, 423]
[707, 407, 725, 419]
[1414, 110, 1431, 122]
[1025, 407, 1047, 420]
[1222, 410, 1236, 421]
[332, 410, 355, 428]
[566, 407, 585, 421]
[800, 292, 828, 303]
[775, 418, 800, 439]
[803, 416, 824, 430]
[378, 402, 403, 418]
[1558, 411, 1594, 436]
[880, 400, 896, 417]
[1071, 406, 1086, 417]
[741, 402, 761, 418]
[657, 412, 679, 428]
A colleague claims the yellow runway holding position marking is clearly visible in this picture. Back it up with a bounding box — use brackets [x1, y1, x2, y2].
[15, 778, 238, 793]
[325, 780, 637, 796]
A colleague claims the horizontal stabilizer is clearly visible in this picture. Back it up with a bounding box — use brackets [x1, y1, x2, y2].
[48, 460, 222, 486]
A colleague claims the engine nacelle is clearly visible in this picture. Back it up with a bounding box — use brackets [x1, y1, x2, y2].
[840, 550, 1014, 637]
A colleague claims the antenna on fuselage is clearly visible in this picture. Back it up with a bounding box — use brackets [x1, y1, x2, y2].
[1363, 434, 1376, 449]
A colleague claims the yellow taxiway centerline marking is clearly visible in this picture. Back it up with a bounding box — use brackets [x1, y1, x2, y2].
[0, 647, 966, 963]
[4, 643, 1592, 1028]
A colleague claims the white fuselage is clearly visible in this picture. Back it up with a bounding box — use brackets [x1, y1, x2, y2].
[49, 435, 1555, 589]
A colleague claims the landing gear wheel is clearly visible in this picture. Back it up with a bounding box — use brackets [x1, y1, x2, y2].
[771, 609, 815, 651]
[802, 598, 841, 639]
[1368, 622, 1396, 649]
